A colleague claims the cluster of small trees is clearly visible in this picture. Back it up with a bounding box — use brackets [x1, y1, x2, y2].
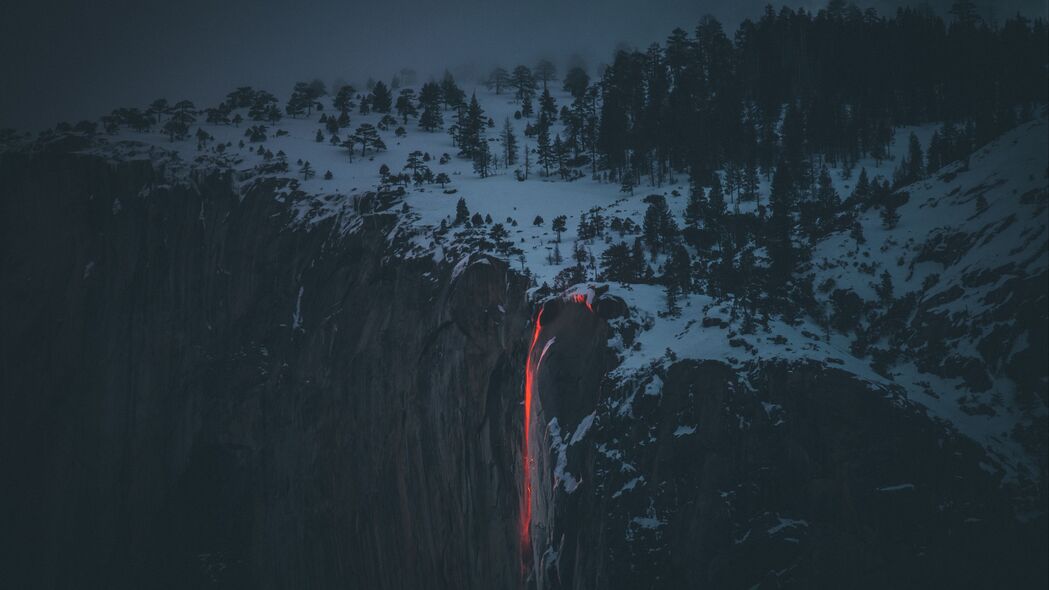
[381, 151, 451, 188]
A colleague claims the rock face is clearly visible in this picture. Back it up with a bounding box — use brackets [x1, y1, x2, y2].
[0, 150, 531, 588]
[527, 357, 1047, 589]
[1, 148, 1046, 589]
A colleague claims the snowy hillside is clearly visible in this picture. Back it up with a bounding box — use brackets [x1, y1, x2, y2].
[5, 84, 1045, 494]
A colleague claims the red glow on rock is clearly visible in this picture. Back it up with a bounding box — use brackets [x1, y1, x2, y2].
[570, 293, 593, 312]
[521, 295, 595, 565]
[521, 307, 543, 551]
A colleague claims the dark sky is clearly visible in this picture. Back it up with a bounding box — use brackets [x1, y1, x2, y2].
[2, 0, 1045, 131]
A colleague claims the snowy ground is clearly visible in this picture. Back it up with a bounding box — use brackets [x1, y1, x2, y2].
[45, 85, 1048, 484]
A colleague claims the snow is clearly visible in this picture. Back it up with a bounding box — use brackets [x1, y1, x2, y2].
[767, 517, 809, 536]
[876, 483, 916, 492]
[612, 476, 644, 499]
[569, 412, 596, 445]
[292, 286, 304, 331]
[672, 425, 696, 437]
[80, 83, 1047, 491]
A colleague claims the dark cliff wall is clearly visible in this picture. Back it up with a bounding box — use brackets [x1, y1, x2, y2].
[0, 151, 530, 589]
[1, 149, 1045, 590]
[529, 358, 1047, 589]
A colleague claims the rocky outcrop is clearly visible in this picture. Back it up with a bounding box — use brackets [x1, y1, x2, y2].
[0, 150, 532, 589]
[528, 357, 1048, 589]
[1, 147, 1045, 590]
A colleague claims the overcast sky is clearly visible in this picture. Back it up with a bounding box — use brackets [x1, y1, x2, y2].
[2, 0, 1045, 131]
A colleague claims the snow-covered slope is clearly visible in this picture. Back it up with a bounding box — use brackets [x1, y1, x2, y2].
[8, 86, 1044, 486]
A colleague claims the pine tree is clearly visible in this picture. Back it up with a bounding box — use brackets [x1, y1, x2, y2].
[440, 71, 465, 109]
[395, 89, 418, 124]
[511, 65, 537, 101]
[876, 270, 894, 303]
[813, 166, 838, 234]
[664, 283, 681, 317]
[486, 67, 510, 94]
[371, 81, 392, 113]
[551, 215, 567, 242]
[642, 195, 675, 255]
[473, 140, 492, 178]
[539, 87, 558, 122]
[454, 198, 470, 225]
[299, 160, 315, 180]
[332, 84, 356, 112]
[852, 168, 871, 204]
[404, 150, 425, 176]
[349, 123, 385, 156]
[741, 160, 760, 203]
[534, 59, 557, 89]
[148, 98, 171, 125]
[501, 118, 518, 167]
[457, 94, 487, 158]
[906, 132, 925, 182]
[768, 159, 795, 287]
[286, 82, 315, 117]
[536, 123, 553, 176]
[562, 66, 590, 99]
[553, 134, 569, 179]
[521, 94, 534, 118]
[600, 242, 634, 283]
[707, 174, 726, 218]
[665, 243, 692, 293]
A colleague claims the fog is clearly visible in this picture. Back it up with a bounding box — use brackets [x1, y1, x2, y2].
[2, 0, 1045, 131]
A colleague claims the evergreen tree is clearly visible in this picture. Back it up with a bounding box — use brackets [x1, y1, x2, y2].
[395, 89, 418, 124]
[415, 83, 442, 132]
[440, 71, 465, 109]
[458, 94, 487, 158]
[534, 59, 557, 89]
[852, 168, 871, 204]
[371, 81, 393, 113]
[707, 174, 726, 218]
[741, 159, 760, 203]
[536, 122, 553, 176]
[486, 67, 510, 94]
[511, 65, 537, 101]
[501, 118, 518, 167]
[225, 87, 255, 109]
[473, 139, 492, 178]
[768, 159, 795, 287]
[816, 166, 839, 231]
[642, 195, 676, 255]
[286, 82, 319, 117]
[148, 98, 171, 125]
[332, 84, 356, 112]
[454, 198, 470, 225]
[601, 242, 636, 283]
[551, 215, 567, 242]
[539, 87, 558, 122]
[897, 132, 925, 186]
[562, 66, 590, 99]
[665, 243, 692, 293]
[521, 94, 534, 118]
[349, 123, 385, 156]
[553, 134, 569, 180]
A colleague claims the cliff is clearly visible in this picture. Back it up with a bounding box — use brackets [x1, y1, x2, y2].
[1, 143, 1045, 588]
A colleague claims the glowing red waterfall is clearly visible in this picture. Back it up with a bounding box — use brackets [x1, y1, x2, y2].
[521, 307, 544, 549]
